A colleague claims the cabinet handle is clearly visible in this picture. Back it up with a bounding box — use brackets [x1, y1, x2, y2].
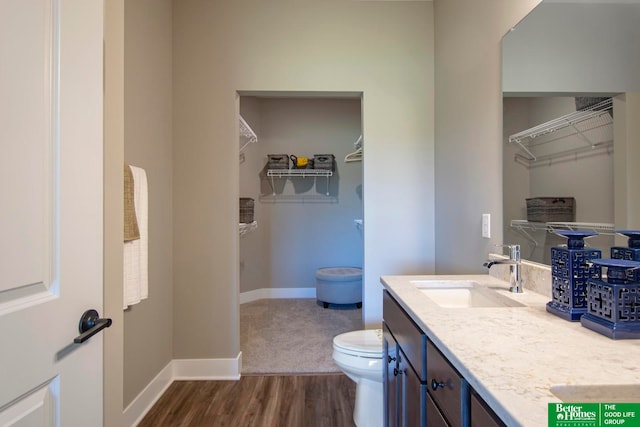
[388, 355, 396, 363]
[431, 379, 445, 391]
[394, 368, 404, 377]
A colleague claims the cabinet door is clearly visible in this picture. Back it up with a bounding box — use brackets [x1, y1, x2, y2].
[426, 392, 449, 427]
[398, 349, 427, 427]
[384, 324, 400, 427]
[383, 291, 427, 380]
[471, 390, 505, 427]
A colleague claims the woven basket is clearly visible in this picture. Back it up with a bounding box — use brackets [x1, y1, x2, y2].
[267, 154, 289, 170]
[239, 198, 254, 224]
[526, 197, 575, 223]
[313, 154, 335, 171]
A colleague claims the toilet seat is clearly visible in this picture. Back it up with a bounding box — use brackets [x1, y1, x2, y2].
[333, 329, 383, 358]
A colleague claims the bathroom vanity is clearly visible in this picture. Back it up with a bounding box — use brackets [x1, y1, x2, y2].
[381, 274, 640, 426]
[383, 289, 503, 426]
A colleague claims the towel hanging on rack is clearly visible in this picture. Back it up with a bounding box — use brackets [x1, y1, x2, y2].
[124, 164, 140, 241]
[123, 165, 148, 309]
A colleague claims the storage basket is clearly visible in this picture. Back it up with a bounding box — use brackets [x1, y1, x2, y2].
[239, 197, 254, 223]
[526, 197, 575, 223]
[313, 154, 335, 171]
[267, 154, 289, 170]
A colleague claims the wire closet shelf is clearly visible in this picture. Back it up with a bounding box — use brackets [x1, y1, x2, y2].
[508, 98, 613, 162]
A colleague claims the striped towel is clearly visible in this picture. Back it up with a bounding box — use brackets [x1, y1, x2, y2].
[124, 164, 140, 241]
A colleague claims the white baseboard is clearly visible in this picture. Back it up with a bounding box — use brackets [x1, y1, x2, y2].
[172, 354, 242, 380]
[124, 353, 242, 426]
[240, 287, 316, 304]
[123, 361, 173, 427]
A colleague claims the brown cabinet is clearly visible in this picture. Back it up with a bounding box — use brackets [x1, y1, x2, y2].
[471, 390, 506, 427]
[383, 292, 427, 426]
[383, 326, 427, 427]
[383, 290, 505, 427]
[427, 341, 465, 426]
[426, 392, 448, 427]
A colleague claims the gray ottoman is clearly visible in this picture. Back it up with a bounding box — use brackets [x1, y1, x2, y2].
[315, 267, 362, 308]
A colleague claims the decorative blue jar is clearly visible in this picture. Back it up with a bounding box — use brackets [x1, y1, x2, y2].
[611, 230, 640, 282]
[581, 258, 640, 340]
[546, 230, 602, 321]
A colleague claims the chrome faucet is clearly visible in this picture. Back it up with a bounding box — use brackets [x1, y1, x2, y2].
[483, 244, 524, 293]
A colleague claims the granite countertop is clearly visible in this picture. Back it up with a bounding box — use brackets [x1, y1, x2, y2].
[381, 274, 640, 427]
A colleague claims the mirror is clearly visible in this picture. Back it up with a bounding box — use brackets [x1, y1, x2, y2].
[502, 0, 640, 264]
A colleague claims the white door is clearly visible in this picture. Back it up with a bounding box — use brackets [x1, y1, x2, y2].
[0, 0, 104, 425]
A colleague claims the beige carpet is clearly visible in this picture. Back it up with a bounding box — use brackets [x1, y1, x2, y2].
[240, 298, 363, 374]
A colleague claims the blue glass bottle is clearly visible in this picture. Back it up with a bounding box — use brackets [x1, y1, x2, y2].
[581, 258, 640, 339]
[546, 230, 601, 321]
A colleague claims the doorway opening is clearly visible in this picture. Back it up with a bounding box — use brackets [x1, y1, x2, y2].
[237, 92, 364, 374]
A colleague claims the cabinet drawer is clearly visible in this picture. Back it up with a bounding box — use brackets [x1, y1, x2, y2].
[471, 390, 505, 427]
[427, 341, 463, 427]
[383, 291, 427, 381]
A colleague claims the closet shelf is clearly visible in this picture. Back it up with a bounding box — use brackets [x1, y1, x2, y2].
[514, 140, 613, 169]
[239, 115, 257, 156]
[266, 169, 333, 196]
[239, 221, 257, 236]
[267, 169, 333, 178]
[510, 220, 615, 257]
[510, 220, 615, 236]
[508, 98, 613, 161]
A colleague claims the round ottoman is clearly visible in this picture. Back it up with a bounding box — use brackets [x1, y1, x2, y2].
[315, 267, 362, 309]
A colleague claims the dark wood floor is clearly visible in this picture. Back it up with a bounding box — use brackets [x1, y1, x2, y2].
[138, 374, 356, 427]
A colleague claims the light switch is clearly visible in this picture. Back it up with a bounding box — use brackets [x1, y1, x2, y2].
[482, 214, 491, 238]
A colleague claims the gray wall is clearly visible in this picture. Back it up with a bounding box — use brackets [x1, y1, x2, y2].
[103, 1, 125, 424]
[433, 0, 542, 273]
[123, 0, 174, 408]
[173, 0, 435, 361]
[503, 97, 531, 249]
[614, 94, 640, 240]
[503, 3, 640, 94]
[239, 97, 363, 294]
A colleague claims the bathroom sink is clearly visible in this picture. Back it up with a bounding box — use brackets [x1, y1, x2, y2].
[550, 384, 640, 403]
[410, 280, 525, 309]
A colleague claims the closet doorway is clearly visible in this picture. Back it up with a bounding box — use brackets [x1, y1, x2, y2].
[238, 94, 363, 374]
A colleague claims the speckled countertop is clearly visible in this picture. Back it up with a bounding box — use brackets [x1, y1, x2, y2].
[381, 274, 640, 427]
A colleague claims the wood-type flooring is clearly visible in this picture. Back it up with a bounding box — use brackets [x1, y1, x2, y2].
[138, 374, 356, 427]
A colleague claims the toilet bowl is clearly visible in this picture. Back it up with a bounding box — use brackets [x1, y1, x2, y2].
[332, 329, 383, 427]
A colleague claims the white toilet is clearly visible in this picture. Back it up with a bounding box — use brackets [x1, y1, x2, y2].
[332, 329, 383, 427]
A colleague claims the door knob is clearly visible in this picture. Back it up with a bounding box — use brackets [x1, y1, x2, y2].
[74, 309, 112, 344]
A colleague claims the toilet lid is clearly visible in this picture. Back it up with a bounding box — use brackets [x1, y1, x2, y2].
[333, 329, 383, 357]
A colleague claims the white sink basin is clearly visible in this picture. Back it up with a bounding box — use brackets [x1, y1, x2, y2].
[550, 384, 640, 403]
[410, 280, 525, 309]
